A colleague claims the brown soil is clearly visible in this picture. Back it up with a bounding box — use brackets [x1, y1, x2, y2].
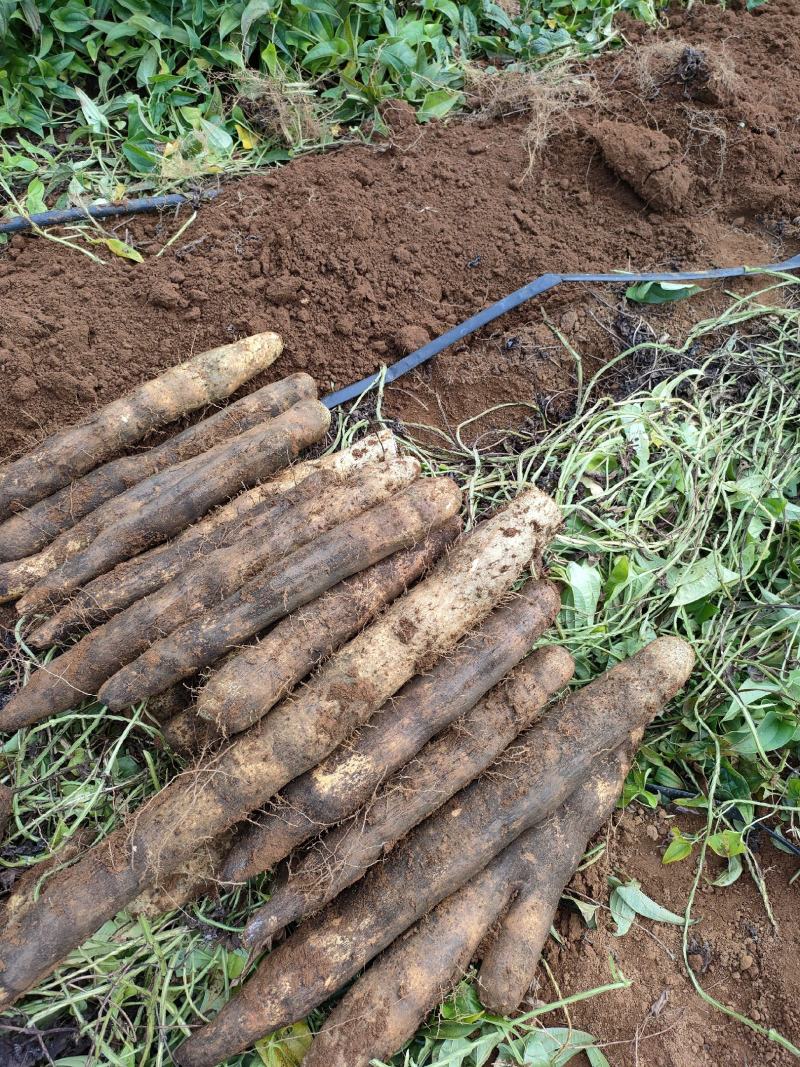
[542, 805, 800, 1067]
[1, 2, 799, 458]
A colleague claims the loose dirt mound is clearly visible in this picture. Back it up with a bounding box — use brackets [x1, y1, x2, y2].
[0, 1, 798, 456]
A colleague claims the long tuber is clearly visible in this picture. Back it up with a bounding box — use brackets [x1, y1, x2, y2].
[0, 457, 422, 730]
[0, 487, 558, 1007]
[242, 645, 574, 949]
[303, 742, 638, 1067]
[28, 430, 399, 648]
[173, 637, 694, 1067]
[0, 373, 315, 563]
[221, 578, 561, 882]
[17, 398, 331, 610]
[0, 332, 283, 522]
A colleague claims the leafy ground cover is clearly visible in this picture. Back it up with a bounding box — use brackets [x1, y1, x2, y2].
[0, 0, 667, 213]
[1, 278, 797, 1066]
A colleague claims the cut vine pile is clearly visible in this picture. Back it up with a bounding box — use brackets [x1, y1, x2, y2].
[0, 340, 698, 1066]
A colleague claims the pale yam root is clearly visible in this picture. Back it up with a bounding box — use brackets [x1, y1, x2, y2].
[0, 374, 315, 564]
[303, 742, 638, 1067]
[128, 831, 234, 919]
[173, 637, 694, 1067]
[99, 477, 463, 709]
[0, 488, 558, 1007]
[28, 431, 399, 648]
[222, 577, 562, 884]
[477, 732, 643, 1014]
[0, 332, 283, 522]
[242, 646, 574, 950]
[166, 521, 462, 751]
[17, 399, 331, 611]
[0, 457, 421, 731]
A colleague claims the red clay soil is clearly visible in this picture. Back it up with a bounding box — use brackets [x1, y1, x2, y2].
[543, 806, 800, 1067]
[1, 1, 799, 457]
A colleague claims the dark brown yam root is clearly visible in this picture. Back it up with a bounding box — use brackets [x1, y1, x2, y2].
[0, 374, 315, 563]
[0, 488, 554, 1007]
[477, 733, 642, 1015]
[28, 431, 398, 649]
[172, 637, 694, 1067]
[167, 521, 462, 752]
[304, 743, 638, 1067]
[242, 645, 574, 950]
[222, 577, 562, 883]
[18, 398, 331, 612]
[129, 831, 234, 918]
[99, 476, 461, 710]
[0, 784, 12, 839]
[0, 457, 421, 731]
[0, 332, 283, 522]
[3, 395, 329, 609]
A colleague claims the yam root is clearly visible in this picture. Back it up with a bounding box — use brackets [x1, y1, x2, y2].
[0, 457, 422, 731]
[0, 488, 557, 1007]
[221, 581, 562, 884]
[0, 784, 12, 839]
[0, 332, 283, 522]
[28, 431, 398, 648]
[0, 374, 315, 563]
[17, 399, 331, 611]
[242, 646, 574, 950]
[173, 637, 694, 1067]
[165, 520, 462, 751]
[99, 476, 464, 709]
[303, 742, 638, 1067]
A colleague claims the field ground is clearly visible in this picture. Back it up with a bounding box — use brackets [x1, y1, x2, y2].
[0, 0, 798, 1065]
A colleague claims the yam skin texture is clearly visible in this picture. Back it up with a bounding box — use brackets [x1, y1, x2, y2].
[303, 742, 637, 1067]
[0, 373, 315, 563]
[221, 581, 562, 884]
[164, 520, 463, 752]
[3, 396, 331, 608]
[0, 784, 12, 840]
[98, 476, 464, 709]
[0, 456, 422, 731]
[242, 645, 575, 950]
[14, 398, 331, 611]
[0, 486, 559, 1008]
[0, 332, 283, 522]
[172, 636, 694, 1067]
[28, 430, 399, 649]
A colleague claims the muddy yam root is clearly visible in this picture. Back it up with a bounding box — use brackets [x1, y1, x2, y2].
[0, 374, 315, 563]
[0, 332, 283, 522]
[17, 398, 331, 611]
[0, 488, 557, 1006]
[242, 645, 574, 950]
[173, 637, 694, 1067]
[0, 457, 422, 731]
[221, 578, 562, 882]
[303, 743, 638, 1067]
[165, 521, 463, 751]
[98, 476, 464, 709]
[29, 431, 399, 648]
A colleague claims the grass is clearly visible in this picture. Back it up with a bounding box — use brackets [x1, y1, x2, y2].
[0, 0, 669, 217]
[0, 280, 798, 1064]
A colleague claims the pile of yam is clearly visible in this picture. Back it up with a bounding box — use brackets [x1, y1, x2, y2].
[0, 331, 695, 1067]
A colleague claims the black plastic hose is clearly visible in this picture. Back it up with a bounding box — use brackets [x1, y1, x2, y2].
[0, 190, 219, 235]
[321, 252, 800, 409]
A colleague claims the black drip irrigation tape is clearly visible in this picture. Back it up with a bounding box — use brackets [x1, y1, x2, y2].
[652, 784, 800, 859]
[0, 190, 220, 235]
[321, 252, 800, 409]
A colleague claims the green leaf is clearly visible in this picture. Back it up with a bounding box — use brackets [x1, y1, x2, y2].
[75, 87, 110, 132]
[25, 177, 47, 215]
[712, 852, 743, 887]
[662, 827, 693, 865]
[610, 881, 684, 935]
[730, 710, 797, 756]
[626, 281, 703, 305]
[255, 1020, 312, 1067]
[670, 554, 740, 607]
[417, 88, 461, 122]
[563, 560, 602, 628]
[241, 0, 273, 40]
[707, 829, 746, 859]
